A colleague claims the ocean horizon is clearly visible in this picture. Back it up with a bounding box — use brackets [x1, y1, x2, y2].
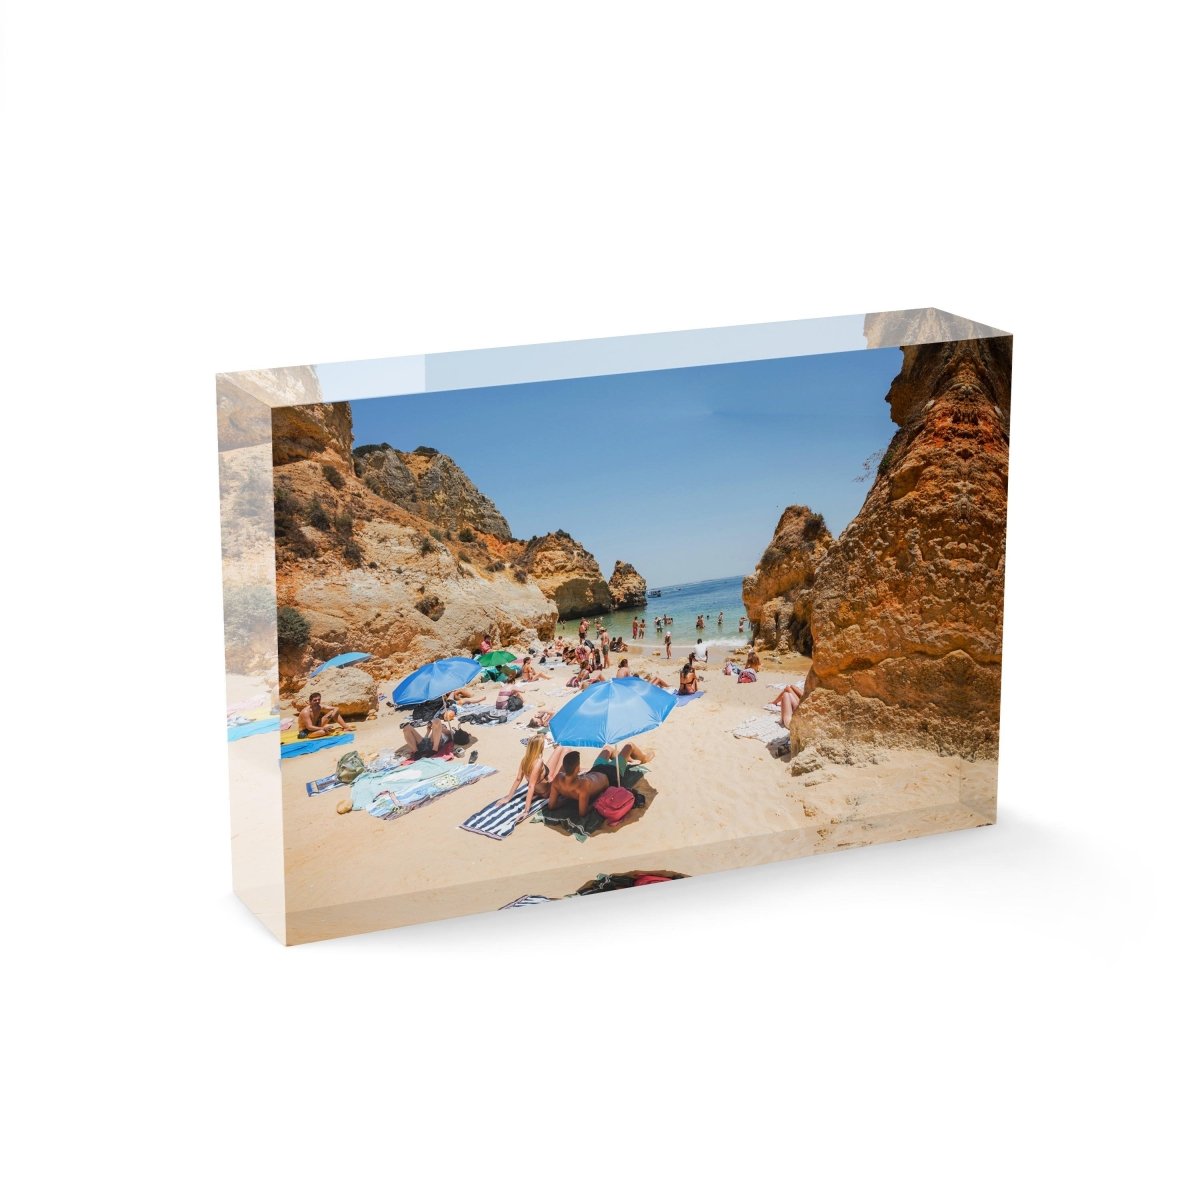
[563, 573, 752, 650]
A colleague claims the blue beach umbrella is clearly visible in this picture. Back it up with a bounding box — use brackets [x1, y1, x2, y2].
[311, 651, 372, 676]
[549, 677, 677, 751]
[391, 657, 483, 706]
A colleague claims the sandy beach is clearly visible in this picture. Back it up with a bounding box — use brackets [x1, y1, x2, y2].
[273, 646, 996, 944]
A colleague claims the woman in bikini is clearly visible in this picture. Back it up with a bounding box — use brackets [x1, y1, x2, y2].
[678, 653, 700, 696]
[500, 734, 566, 820]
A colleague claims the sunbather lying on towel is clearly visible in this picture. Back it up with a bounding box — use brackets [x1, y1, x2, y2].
[528, 707, 556, 729]
[593, 743, 654, 788]
[399, 715, 457, 759]
[548, 751, 613, 819]
[298, 691, 349, 738]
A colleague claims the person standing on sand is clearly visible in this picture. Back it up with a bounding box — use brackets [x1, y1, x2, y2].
[298, 691, 349, 737]
[579, 617, 589, 643]
[738, 616, 745, 635]
[601, 629, 612, 667]
[664, 630, 672, 659]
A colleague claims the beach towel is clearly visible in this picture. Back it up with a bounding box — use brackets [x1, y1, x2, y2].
[305, 773, 347, 796]
[349, 760, 497, 820]
[672, 690, 705, 706]
[731, 714, 789, 754]
[281, 724, 349, 745]
[460, 783, 547, 840]
[536, 791, 646, 840]
[460, 708, 519, 725]
[227, 717, 280, 742]
[281, 733, 355, 759]
[500, 894, 554, 910]
[452, 701, 493, 720]
[536, 805, 604, 841]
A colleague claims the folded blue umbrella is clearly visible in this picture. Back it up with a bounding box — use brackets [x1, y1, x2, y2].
[311, 651, 372, 676]
[392, 657, 484, 705]
[549, 677, 677, 749]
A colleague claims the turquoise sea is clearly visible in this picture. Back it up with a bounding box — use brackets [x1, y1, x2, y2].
[560, 575, 752, 651]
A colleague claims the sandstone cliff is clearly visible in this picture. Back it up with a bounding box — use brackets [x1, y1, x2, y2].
[608, 561, 647, 610]
[353, 444, 513, 539]
[791, 335, 1012, 759]
[516, 531, 613, 618]
[264, 375, 558, 691]
[742, 506, 833, 654]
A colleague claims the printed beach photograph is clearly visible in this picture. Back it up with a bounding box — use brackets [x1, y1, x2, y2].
[219, 312, 1011, 943]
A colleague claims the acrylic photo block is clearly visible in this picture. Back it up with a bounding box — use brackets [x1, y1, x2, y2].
[218, 309, 1012, 944]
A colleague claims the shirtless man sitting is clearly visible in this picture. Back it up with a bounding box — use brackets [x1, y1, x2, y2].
[298, 692, 349, 738]
[547, 751, 613, 819]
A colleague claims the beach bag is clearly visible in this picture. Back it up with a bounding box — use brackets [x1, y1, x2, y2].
[506, 692, 524, 712]
[335, 751, 366, 783]
[452, 728, 471, 746]
[594, 786, 636, 825]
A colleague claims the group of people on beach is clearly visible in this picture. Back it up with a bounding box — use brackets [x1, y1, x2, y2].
[499, 734, 657, 821]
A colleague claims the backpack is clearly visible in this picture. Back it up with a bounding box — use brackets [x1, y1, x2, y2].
[506, 692, 524, 712]
[594, 786, 635, 825]
[335, 750, 366, 783]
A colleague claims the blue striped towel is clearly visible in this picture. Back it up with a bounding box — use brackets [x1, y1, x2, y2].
[500, 894, 554, 910]
[460, 783, 547, 840]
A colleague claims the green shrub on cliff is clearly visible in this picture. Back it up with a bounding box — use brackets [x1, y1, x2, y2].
[277, 606, 310, 648]
[322, 464, 344, 489]
[305, 497, 331, 530]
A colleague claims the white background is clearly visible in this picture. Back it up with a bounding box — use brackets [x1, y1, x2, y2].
[2, 3, 1196, 1197]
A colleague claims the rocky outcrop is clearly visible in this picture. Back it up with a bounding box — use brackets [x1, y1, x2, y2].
[791, 335, 1012, 759]
[290, 666, 378, 720]
[517, 531, 613, 618]
[862, 308, 1003, 350]
[272, 397, 353, 468]
[608, 561, 646, 610]
[353, 444, 512, 539]
[264, 369, 558, 690]
[742, 506, 833, 653]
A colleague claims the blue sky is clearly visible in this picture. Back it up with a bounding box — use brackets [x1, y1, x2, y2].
[344, 348, 902, 586]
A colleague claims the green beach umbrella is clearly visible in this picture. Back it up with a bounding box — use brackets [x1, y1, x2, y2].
[477, 650, 517, 667]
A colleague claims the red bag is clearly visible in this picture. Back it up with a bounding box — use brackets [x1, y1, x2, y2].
[593, 786, 635, 825]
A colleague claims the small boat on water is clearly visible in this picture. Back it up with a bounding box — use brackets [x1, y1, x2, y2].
[648, 588, 662, 598]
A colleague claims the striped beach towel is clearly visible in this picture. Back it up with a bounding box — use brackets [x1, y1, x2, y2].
[500, 894, 554, 910]
[460, 783, 547, 840]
